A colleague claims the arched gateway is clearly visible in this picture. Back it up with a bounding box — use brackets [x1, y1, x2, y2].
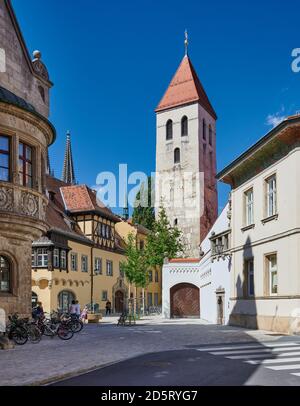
[170, 283, 200, 318]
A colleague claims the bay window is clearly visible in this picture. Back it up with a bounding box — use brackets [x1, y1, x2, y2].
[19, 142, 33, 188]
[0, 135, 10, 182]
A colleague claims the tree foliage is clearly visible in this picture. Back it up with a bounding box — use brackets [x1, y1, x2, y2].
[120, 233, 148, 289]
[145, 207, 184, 267]
[132, 176, 155, 230]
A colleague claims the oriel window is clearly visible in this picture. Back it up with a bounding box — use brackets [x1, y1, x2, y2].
[0, 135, 10, 182]
[19, 142, 33, 188]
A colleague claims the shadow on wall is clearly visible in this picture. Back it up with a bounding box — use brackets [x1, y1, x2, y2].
[229, 236, 258, 329]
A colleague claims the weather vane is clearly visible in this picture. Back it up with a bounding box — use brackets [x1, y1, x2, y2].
[184, 29, 189, 56]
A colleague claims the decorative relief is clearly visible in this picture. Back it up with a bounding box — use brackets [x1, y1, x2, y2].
[32, 60, 49, 81]
[20, 191, 39, 218]
[0, 187, 14, 212]
[41, 199, 48, 221]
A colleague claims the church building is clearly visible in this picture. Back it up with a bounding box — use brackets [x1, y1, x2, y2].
[155, 35, 218, 258]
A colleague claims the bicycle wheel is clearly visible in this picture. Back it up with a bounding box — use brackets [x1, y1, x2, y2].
[69, 320, 83, 333]
[28, 325, 42, 343]
[11, 327, 28, 345]
[57, 326, 74, 340]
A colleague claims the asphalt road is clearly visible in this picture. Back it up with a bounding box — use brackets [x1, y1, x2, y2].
[52, 337, 300, 386]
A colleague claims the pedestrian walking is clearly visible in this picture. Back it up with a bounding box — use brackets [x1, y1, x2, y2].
[105, 300, 112, 316]
[69, 300, 77, 315]
[75, 300, 81, 317]
[80, 305, 88, 323]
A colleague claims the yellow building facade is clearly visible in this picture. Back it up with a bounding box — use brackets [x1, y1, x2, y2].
[115, 220, 162, 311]
[32, 176, 162, 315]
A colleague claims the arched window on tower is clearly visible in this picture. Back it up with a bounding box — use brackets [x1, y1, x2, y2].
[203, 119, 206, 140]
[166, 119, 173, 140]
[209, 125, 213, 146]
[181, 116, 188, 136]
[174, 148, 180, 164]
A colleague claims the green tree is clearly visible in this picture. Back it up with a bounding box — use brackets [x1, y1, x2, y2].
[120, 233, 149, 315]
[132, 176, 155, 230]
[145, 206, 184, 268]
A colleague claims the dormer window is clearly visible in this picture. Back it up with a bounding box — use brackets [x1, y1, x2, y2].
[181, 116, 188, 136]
[166, 119, 173, 140]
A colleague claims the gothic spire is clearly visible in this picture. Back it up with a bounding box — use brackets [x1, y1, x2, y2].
[61, 130, 76, 185]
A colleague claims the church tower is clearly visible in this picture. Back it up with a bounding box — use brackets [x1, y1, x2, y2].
[62, 131, 76, 184]
[155, 34, 218, 257]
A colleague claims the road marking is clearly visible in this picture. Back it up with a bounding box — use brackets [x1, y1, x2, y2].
[210, 346, 300, 356]
[196, 342, 298, 352]
[246, 357, 300, 365]
[228, 351, 300, 360]
[266, 364, 300, 371]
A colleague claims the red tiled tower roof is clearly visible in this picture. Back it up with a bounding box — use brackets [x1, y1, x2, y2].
[155, 55, 217, 119]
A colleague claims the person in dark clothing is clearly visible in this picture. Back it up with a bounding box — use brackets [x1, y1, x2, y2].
[105, 300, 112, 316]
[32, 301, 44, 319]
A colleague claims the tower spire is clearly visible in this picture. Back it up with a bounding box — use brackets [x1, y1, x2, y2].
[184, 29, 188, 56]
[62, 130, 76, 184]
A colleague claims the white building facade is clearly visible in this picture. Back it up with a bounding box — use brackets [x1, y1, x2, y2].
[162, 205, 231, 324]
[218, 115, 300, 334]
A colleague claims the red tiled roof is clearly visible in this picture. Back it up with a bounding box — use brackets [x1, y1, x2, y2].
[60, 184, 119, 222]
[155, 55, 217, 119]
[169, 258, 199, 263]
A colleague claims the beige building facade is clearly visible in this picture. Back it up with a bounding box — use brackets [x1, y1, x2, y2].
[0, 0, 55, 318]
[218, 115, 300, 334]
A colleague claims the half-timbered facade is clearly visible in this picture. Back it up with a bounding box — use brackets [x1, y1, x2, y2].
[32, 176, 127, 314]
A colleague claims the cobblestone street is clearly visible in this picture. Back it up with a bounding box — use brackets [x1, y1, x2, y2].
[0, 316, 286, 386]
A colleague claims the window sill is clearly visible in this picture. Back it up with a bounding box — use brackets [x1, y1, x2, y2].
[261, 214, 278, 224]
[241, 224, 255, 232]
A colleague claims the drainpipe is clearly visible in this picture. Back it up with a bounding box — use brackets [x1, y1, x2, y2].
[90, 246, 94, 313]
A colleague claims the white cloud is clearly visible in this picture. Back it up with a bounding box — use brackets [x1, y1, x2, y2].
[265, 107, 285, 128]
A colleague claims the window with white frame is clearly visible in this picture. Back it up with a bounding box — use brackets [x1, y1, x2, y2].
[81, 255, 88, 273]
[32, 250, 36, 267]
[37, 248, 48, 267]
[106, 260, 113, 276]
[53, 249, 60, 268]
[102, 290, 108, 301]
[266, 175, 277, 217]
[60, 250, 67, 269]
[71, 252, 78, 271]
[246, 259, 254, 296]
[267, 254, 277, 295]
[95, 257, 102, 274]
[245, 188, 254, 225]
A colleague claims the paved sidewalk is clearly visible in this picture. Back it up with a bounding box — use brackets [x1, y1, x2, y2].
[0, 316, 290, 386]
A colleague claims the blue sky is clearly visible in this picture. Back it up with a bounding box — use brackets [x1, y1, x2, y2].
[13, 0, 300, 214]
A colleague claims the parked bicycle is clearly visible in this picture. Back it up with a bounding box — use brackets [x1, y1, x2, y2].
[35, 314, 74, 340]
[6, 313, 41, 345]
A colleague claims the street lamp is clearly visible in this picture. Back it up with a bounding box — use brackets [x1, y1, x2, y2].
[90, 268, 101, 314]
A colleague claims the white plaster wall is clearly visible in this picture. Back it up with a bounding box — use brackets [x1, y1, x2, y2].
[162, 204, 231, 323]
[230, 147, 300, 323]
